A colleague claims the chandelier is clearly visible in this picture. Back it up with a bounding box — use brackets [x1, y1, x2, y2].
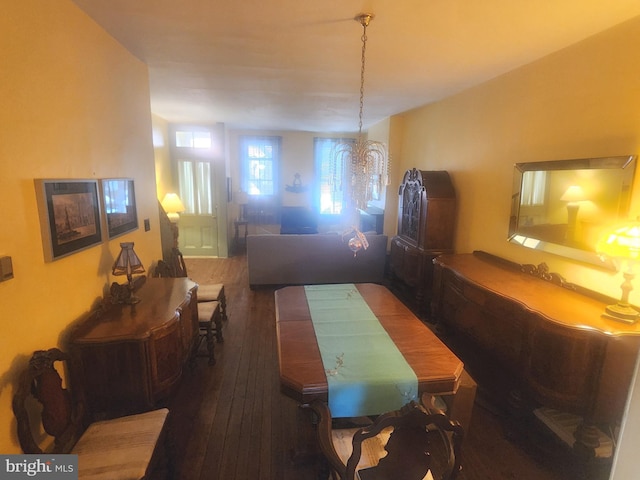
[332, 13, 390, 212]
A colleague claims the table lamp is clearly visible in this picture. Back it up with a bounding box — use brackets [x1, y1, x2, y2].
[161, 193, 185, 223]
[161, 193, 185, 249]
[597, 222, 640, 323]
[112, 242, 145, 304]
[561, 185, 587, 243]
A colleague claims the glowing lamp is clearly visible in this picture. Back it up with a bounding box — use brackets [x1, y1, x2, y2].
[597, 222, 640, 323]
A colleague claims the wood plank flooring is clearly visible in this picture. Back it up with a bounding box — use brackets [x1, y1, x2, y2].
[165, 254, 611, 480]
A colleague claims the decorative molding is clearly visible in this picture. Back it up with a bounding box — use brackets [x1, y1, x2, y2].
[520, 262, 574, 290]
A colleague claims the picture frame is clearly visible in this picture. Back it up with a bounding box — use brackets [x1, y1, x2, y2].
[101, 178, 138, 238]
[34, 179, 103, 262]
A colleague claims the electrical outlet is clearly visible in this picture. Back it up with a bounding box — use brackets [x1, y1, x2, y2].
[0, 256, 14, 281]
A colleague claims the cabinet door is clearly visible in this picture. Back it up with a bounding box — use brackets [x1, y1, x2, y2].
[398, 173, 422, 245]
[402, 247, 422, 287]
[389, 239, 405, 277]
[69, 342, 150, 417]
[523, 316, 605, 414]
[148, 316, 183, 400]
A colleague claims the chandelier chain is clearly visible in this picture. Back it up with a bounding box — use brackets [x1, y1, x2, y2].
[329, 12, 389, 219]
[358, 22, 368, 136]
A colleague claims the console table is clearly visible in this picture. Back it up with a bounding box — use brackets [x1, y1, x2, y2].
[68, 277, 198, 418]
[234, 220, 249, 253]
[431, 251, 640, 454]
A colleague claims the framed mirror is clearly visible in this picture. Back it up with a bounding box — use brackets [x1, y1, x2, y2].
[508, 155, 637, 269]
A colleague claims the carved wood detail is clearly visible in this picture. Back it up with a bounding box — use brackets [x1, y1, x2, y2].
[390, 169, 457, 316]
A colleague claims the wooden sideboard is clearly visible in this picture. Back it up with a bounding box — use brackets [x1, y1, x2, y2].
[68, 277, 198, 418]
[431, 251, 640, 453]
[389, 169, 456, 316]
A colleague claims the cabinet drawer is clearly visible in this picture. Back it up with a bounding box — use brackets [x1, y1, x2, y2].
[441, 280, 524, 366]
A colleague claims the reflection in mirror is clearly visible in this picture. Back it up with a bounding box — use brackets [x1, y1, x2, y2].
[508, 155, 636, 270]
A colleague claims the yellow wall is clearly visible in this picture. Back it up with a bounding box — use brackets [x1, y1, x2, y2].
[0, 0, 161, 452]
[153, 115, 173, 201]
[392, 15, 640, 304]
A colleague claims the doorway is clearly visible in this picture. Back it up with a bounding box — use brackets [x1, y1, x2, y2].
[177, 159, 219, 256]
[169, 125, 227, 257]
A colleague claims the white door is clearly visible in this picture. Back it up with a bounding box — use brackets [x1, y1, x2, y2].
[177, 159, 219, 257]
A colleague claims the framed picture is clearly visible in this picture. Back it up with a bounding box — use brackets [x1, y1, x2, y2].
[34, 179, 103, 262]
[101, 178, 138, 238]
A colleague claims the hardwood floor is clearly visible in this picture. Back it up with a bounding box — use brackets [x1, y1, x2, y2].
[165, 254, 611, 480]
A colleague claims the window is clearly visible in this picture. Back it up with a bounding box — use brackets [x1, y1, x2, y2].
[175, 130, 212, 149]
[314, 137, 354, 215]
[240, 136, 280, 196]
[521, 170, 547, 206]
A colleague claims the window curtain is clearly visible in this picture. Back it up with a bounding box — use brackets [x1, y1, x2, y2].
[521, 170, 547, 206]
[314, 137, 354, 216]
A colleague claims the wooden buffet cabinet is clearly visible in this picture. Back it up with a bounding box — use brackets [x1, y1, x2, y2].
[68, 277, 198, 418]
[431, 251, 640, 453]
[389, 169, 456, 315]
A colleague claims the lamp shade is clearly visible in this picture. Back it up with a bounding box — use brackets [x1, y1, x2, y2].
[597, 223, 640, 261]
[597, 222, 640, 260]
[560, 185, 587, 203]
[112, 242, 145, 278]
[597, 222, 640, 322]
[161, 193, 185, 214]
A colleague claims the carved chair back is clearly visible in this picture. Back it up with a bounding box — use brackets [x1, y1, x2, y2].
[154, 248, 188, 278]
[12, 348, 84, 454]
[308, 400, 464, 480]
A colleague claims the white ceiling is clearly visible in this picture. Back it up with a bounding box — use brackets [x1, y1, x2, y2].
[71, 0, 640, 133]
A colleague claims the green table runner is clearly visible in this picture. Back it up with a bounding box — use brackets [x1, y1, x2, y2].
[305, 284, 418, 417]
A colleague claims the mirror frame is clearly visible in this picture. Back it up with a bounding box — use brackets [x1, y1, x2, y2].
[508, 155, 637, 270]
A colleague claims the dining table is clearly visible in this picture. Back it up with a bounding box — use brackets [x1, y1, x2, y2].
[275, 283, 464, 417]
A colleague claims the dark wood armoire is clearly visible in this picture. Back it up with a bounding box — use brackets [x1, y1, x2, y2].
[389, 169, 456, 317]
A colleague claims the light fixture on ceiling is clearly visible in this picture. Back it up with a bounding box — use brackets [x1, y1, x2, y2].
[333, 12, 390, 214]
[332, 13, 390, 256]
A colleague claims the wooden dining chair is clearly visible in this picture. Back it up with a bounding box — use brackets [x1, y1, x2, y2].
[154, 249, 227, 341]
[12, 348, 171, 479]
[305, 399, 464, 480]
[196, 300, 221, 365]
